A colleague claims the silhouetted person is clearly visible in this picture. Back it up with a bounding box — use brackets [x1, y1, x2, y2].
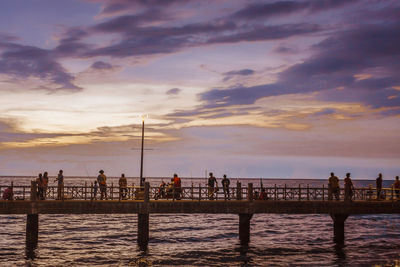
[54, 170, 64, 200]
[156, 180, 166, 199]
[344, 173, 354, 202]
[42, 171, 49, 200]
[119, 173, 128, 199]
[328, 172, 340, 201]
[221, 174, 230, 200]
[97, 170, 107, 200]
[93, 180, 98, 200]
[36, 173, 45, 200]
[376, 173, 383, 200]
[259, 187, 268, 200]
[2, 186, 13, 200]
[173, 174, 182, 200]
[394, 176, 400, 200]
[208, 172, 218, 200]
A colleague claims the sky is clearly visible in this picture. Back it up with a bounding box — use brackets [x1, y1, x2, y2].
[0, 0, 399, 179]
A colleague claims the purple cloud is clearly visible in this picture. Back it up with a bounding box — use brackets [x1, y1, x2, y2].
[199, 21, 400, 111]
[223, 69, 255, 82]
[233, 0, 360, 20]
[90, 61, 114, 70]
[0, 42, 81, 91]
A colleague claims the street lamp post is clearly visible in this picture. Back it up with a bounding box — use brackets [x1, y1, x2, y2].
[140, 117, 145, 187]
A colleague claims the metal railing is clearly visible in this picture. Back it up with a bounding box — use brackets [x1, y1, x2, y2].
[1, 182, 400, 202]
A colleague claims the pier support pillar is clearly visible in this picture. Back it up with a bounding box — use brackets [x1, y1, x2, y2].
[26, 214, 38, 257]
[239, 214, 253, 245]
[138, 213, 149, 250]
[330, 214, 348, 244]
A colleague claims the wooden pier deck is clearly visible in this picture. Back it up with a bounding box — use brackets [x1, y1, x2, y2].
[1, 181, 400, 251]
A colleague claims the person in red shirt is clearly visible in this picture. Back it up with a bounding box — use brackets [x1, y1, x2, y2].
[173, 174, 182, 200]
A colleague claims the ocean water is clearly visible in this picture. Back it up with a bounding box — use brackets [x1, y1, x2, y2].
[1, 176, 400, 266]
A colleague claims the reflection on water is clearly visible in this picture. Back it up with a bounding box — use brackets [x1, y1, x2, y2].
[0, 213, 399, 266]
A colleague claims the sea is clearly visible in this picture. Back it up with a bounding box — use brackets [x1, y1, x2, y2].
[0, 176, 399, 267]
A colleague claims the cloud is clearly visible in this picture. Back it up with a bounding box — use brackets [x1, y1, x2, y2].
[224, 69, 255, 76]
[207, 23, 321, 44]
[90, 61, 115, 70]
[0, 42, 81, 91]
[232, 0, 359, 20]
[223, 68, 255, 82]
[98, 0, 185, 14]
[166, 88, 181, 96]
[199, 22, 400, 111]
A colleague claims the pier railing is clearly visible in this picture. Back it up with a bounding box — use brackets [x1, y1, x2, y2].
[1, 183, 399, 201]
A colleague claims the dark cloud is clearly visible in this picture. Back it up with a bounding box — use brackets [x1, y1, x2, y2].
[0, 43, 81, 91]
[224, 69, 255, 76]
[90, 61, 114, 70]
[207, 23, 321, 44]
[199, 22, 400, 111]
[274, 45, 298, 54]
[99, 0, 184, 14]
[93, 9, 169, 33]
[233, 0, 359, 20]
[223, 69, 255, 82]
[54, 28, 90, 57]
[87, 21, 236, 57]
[166, 88, 181, 95]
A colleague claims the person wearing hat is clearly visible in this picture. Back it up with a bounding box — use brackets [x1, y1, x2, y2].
[97, 170, 107, 200]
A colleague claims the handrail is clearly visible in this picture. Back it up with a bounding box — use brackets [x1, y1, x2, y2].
[1, 184, 399, 202]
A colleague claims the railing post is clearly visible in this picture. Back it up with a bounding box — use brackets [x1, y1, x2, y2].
[322, 184, 325, 201]
[144, 182, 150, 202]
[199, 184, 201, 201]
[30, 181, 37, 201]
[10, 182, 14, 201]
[23, 186, 26, 200]
[84, 182, 87, 200]
[237, 182, 242, 200]
[298, 184, 301, 201]
[191, 183, 194, 200]
[111, 182, 114, 200]
[391, 186, 394, 202]
[307, 184, 310, 200]
[284, 184, 287, 200]
[172, 186, 175, 202]
[90, 182, 93, 201]
[248, 183, 253, 202]
[274, 184, 277, 200]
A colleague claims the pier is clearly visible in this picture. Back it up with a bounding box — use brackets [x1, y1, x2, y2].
[1, 181, 400, 251]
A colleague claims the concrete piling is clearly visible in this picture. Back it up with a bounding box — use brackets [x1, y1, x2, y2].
[239, 214, 253, 245]
[330, 214, 348, 244]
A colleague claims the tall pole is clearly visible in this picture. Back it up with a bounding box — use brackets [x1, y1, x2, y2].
[140, 118, 144, 186]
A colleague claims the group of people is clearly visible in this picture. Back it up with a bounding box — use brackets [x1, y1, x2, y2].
[33, 170, 64, 200]
[92, 170, 127, 200]
[156, 173, 182, 199]
[328, 172, 400, 201]
[207, 172, 231, 200]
